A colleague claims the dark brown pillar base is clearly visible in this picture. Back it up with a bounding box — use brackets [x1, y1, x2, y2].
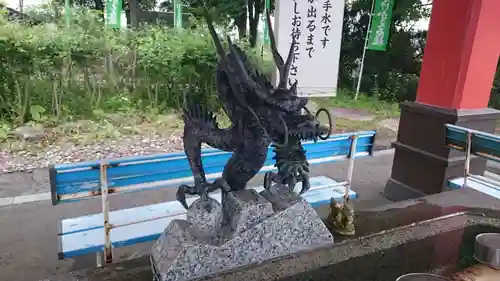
[383, 102, 500, 202]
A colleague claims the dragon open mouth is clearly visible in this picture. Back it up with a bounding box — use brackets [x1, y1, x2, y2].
[289, 125, 331, 142]
[287, 107, 334, 142]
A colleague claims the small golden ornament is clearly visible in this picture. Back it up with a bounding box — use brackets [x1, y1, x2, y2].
[327, 196, 355, 236]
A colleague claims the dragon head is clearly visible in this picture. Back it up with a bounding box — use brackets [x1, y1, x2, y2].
[206, 11, 334, 146]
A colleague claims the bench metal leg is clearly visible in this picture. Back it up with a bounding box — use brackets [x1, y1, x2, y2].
[464, 131, 472, 188]
[345, 135, 358, 202]
[326, 134, 357, 236]
[96, 252, 104, 267]
[100, 162, 113, 266]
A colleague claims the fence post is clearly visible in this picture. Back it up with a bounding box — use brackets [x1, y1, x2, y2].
[99, 162, 113, 266]
[345, 135, 358, 202]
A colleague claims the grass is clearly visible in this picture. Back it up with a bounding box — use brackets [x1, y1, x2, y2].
[312, 90, 400, 132]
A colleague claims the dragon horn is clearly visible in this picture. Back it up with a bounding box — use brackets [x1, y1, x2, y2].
[182, 87, 189, 109]
[224, 37, 290, 148]
[280, 38, 296, 88]
[204, 12, 281, 149]
[226, 35, 249, 78]
[205, 15, 249, 108]
[226, 35, 271, 101]
[266, 10, 284, 67]
[206, 14, 226, 60]
[266, 10, 295, 89]
[290, 80, 298, 95]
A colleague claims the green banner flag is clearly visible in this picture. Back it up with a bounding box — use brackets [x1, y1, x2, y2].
[64, 0, 71, 27]
[174, 0, 183, 29]
[367, 0, 395, 51]
[262, 0, 271, 46]
[106, 0, 122, 28]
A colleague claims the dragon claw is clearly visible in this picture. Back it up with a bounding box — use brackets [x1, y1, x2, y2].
[288, 179, 297, 194]
[298, 186, 308, 195]
[176, 180, 228, 211]
[214, 178, 231, 193]
[176, 185, 190, 209]
[298, 176, 310, 195]
[264, 172, 273, 190]
[200, 199, 212, 212]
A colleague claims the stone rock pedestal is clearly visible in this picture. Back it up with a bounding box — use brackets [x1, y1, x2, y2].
[150, 187, 334, 281]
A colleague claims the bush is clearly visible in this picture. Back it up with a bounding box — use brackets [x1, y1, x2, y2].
[0, 7, 270, 126]
[489, 62, 500, 109]
[371, 72, 419, 103]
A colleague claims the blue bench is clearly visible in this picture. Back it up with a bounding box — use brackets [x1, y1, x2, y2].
[445, 124, 500, 197]
[50, 130, 376, 265]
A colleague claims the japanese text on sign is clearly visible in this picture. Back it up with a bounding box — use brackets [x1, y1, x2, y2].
[106, 0, 122, 28]
[321, 0, 332, 49]
[305, 0, 317, 59]
[367, 0, 395, 51]
[275, 0, 344, 96]
[289, 0, 302, 87]
[373, 0, 390, 46]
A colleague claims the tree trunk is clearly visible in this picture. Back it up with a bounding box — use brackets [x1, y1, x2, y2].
[124, 8, 131, 25]
[94, 0, 105, 21]
[234, 8, 248, 40]
[248, 0, 263, 48]
[127, 0, 140, 28]
[94, 0, 104, 11]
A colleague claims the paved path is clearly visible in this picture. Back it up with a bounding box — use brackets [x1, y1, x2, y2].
[0, 151, 396, 281]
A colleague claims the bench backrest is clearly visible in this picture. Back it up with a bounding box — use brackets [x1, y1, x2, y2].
[50, 130, 377, 205]
[445, 124, 500, 162]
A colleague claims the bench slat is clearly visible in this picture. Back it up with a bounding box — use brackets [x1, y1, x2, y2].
[52, 131, 375, 172]
[54, 148, 367, 199]
[55, 144, 372, 193]
[59, 176, 339, 235]
[445, 124, 500, 198]
[448, 176, 500, 199]
[58, 176, 356, 259]
[53, 133, 375, 194]
[55, 134, 372, 184]
[445, 124, 500, 161]
[52, 133, 375, 204]
[55, 152, 369, 204]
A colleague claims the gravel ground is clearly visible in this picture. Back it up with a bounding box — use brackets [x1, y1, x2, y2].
[0, 132, 397, 174]
[1, 134, 395, 174]
[0, 133, 185, 173]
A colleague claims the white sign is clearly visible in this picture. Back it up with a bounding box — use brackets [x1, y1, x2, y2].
[274, 0, 345, 97]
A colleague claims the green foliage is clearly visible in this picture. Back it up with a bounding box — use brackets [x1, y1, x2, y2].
[372, 72, 419, 102]
[339, 0, 429, 103]
[341, 0, 500, 108]
[4, 0, 500, 135]
[0, 6, 269, 126]
[489, 61, 500, 109]
[178, 0, 272, 47]
[181, 0, 247, 23]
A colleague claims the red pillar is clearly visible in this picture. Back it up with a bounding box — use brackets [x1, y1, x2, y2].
[384, 0, 500, 200]
[417, 0, 500, 109]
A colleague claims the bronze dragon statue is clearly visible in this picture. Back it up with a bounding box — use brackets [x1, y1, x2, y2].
[176, 12, 334, 210]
